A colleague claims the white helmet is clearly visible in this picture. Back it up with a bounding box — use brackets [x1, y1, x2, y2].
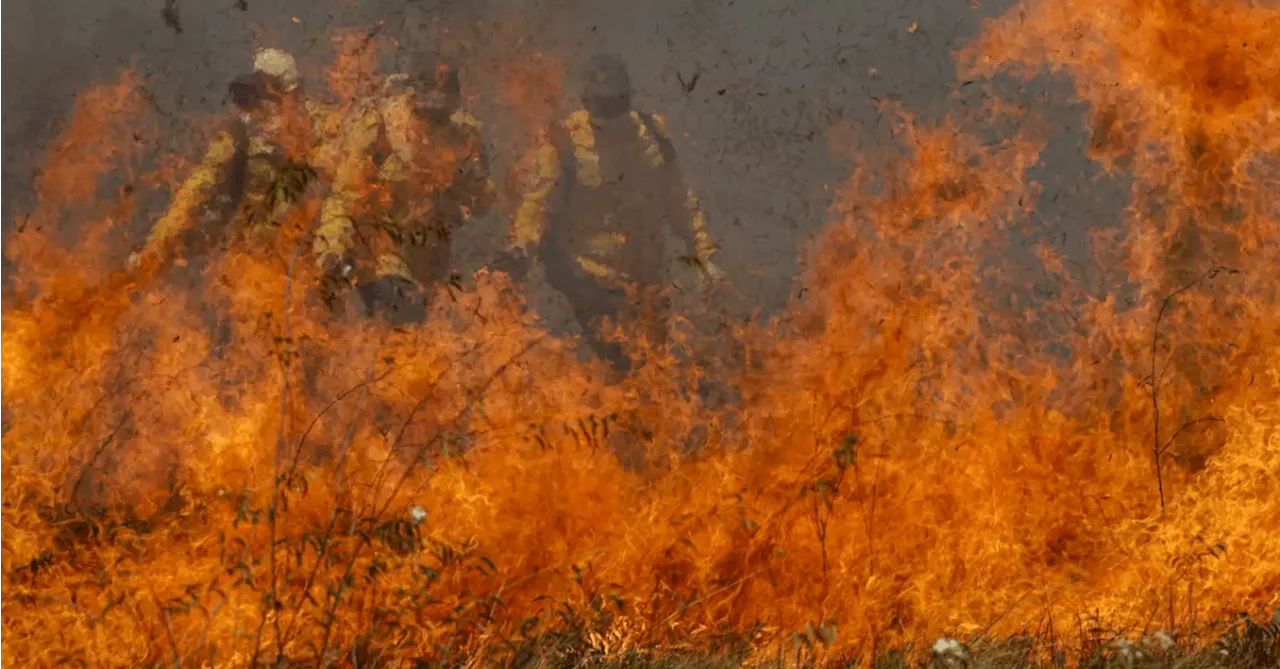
[253, 47, 301, 92]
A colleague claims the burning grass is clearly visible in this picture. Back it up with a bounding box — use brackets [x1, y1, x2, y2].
[3, 0, 1280, 667]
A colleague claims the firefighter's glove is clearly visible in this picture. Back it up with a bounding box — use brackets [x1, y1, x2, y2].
[490, 247, 533, 283]
[360, 275, 428, 325]
[700, 261, 726, 284]
[317, 251, 357, 313]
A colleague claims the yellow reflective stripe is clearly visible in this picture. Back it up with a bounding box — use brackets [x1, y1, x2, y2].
[630, 110, 665, 168]
[586, 232, 627, 256]
[564, 109, 602, 187]
[247, 136, 277, 158]
[306, 101, 340, 138]
[145, 131, 239, 252]
[375, 254, 414, 281]
[378, 93, 417, 164]
[305, 101, 343, 166]
[246, 157, 274, 181]
[511, 134, 559, 249]
[314, 197, 357, 263]
[649, 111, 669, 136]
[308, 100, 364, 174]
[685, 187, 716, 264]
[337, 105, 383, 180]
[314, 104, 382, 267]
[575, 256, 628, 282]
[244, 221, 279, 242]
[377, 154, 408, 182]
[451, 109, 483, 132]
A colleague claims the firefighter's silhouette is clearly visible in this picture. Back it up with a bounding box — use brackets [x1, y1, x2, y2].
[132, 48, 331, 274]
[315, 56, 495, 324]
[501, 53, 721, 373]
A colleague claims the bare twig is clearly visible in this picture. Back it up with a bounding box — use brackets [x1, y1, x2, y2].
[1159, 416, 1226, 458]
[162, 607, 182, 668]
[280, 361, 378, 648]
[659, 567, 766, 628]
[252, 235, 307, 667]
[968, 591, 1041, 646]
[190, 581, 232, 666]
[284, 365, 397, 484]
[68, 412, 132, 507]
[315, 337, 546, 663]
[1149, 265, 1237, 511]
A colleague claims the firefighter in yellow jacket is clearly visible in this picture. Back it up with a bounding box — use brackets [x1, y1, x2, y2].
[500, 53, 721, 373]
[313, 58, 496, 323]
[131, 48, 330, 273]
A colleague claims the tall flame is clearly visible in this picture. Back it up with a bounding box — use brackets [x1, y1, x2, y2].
[4, 1, 1280, 666]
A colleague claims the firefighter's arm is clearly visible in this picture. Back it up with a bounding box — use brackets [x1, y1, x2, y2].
[472, 133, 498, 218]
[133, 130, 240, 267]
[680, 185, 723, 280]
[313, 104, 381, 274]
[508, 131, 560, 254]
[456, 116, 497, 218]
[462, 149, 498, 218]
[314, 104, 384, 280]
[648, 112, 722, 280]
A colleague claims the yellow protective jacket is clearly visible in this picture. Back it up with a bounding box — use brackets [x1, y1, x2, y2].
[509, 108, 717, 287]
[137, 99, 339, 268]
[313, 91, 495, 283]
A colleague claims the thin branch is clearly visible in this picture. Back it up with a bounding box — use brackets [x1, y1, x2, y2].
[967, 591, 1040, 646]
[1158, 416, 1226, 457]
[280, 361, 378, 648]
[162, 607, 182, 668]
[284, 365, 398, 484]
[658, 567, 767, 628]
[252, 234, 306, 667]
[1149, 265, 1237, 512]
[316, 337, 546, 664]
[68, 412, 132, 507]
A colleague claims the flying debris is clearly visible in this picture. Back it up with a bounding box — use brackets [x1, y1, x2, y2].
[676, 68, 701, 95]
[162, 0, 182, 34]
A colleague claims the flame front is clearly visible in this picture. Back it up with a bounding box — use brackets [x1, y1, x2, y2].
[4, 1, 1280, 667]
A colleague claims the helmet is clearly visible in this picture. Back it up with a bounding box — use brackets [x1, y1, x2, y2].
[581, 53, 631, 117]
[228, 72, 280, 112]
[431, 63, 461, 100]
[582, 53, 631, 101]
[253, 47, 301, 93]
[423, 64, 462, 114]
[402, 55, 462, 118]
[404, 54, 460, 93]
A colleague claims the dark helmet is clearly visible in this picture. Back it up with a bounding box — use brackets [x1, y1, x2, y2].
[403, 55, 463, 123]
[403, 53, 459, 94]
[423, 64, 462, 114]
[227, 72, 282, 113]
[430, 62, 462, 100]
[581, 53, 631, 117]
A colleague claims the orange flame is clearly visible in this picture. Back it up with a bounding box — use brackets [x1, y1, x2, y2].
[4, 2, 1280, 667]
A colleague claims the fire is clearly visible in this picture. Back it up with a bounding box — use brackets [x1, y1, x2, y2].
[4, 1, 1280, 667]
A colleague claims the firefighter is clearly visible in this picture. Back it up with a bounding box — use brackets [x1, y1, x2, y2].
[499, 53, 722, 374]
[314, 56, 495, 324]
[131, 48, 325, 273]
